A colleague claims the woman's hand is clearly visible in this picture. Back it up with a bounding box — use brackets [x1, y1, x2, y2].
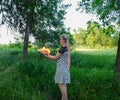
[44, 54, 50, 58]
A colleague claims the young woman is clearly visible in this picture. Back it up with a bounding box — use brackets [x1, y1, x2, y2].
[45, 34, 71, 100]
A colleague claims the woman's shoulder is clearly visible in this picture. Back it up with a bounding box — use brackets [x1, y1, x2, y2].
[59, 46, 68, 54]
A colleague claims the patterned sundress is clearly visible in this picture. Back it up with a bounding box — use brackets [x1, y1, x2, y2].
[55, 46, 71, 84]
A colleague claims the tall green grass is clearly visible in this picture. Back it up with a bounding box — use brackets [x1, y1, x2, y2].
[71, 48, 117, 69]
[0, 46, 120, 100]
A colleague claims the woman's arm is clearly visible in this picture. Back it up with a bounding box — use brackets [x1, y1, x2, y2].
[45, 52, 61, 60]
[67, 53, 70, 69]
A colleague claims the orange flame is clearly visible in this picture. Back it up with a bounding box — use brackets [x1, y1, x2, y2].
[39, 46, 50, 54]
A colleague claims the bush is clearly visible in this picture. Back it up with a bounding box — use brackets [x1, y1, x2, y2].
[0, 48, 21, 67]
[9, 42, 23, 49]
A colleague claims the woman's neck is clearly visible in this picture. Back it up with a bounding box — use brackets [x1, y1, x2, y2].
[62, 44, 66, 47]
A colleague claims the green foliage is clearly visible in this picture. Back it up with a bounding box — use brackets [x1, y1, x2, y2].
[73, 28, 87, 48]
[72, 22, 119, 49]
[0, 47, 120, 99]
[78, 0, 120, 25]
[9, 42, 23, 49]
[68, 68, 115, 100]
[0, 48, 22, 67]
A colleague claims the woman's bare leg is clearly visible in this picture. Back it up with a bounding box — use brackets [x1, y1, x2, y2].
[58, 83, 68, 100]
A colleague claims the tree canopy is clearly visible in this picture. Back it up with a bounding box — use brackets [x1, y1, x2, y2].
[77, 0, 120, 25]
[0, 0, 71, 60]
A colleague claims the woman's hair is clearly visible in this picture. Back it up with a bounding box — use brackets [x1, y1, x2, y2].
[61, 34, 70, 48]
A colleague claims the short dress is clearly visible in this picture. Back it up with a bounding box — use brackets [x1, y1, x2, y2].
[55, 46, 71, 84]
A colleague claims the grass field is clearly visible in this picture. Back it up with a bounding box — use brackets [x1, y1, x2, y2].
[0, 46, 119, 100]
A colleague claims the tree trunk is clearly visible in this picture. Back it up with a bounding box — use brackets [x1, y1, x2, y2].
[114, 33, 120, 74]
[22, 14, 30, 60]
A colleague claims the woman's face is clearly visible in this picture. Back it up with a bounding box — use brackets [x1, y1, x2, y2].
[60, 37, 65, 45]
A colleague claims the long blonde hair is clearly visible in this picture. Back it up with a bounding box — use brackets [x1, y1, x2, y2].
[61, 34, 70, 68]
